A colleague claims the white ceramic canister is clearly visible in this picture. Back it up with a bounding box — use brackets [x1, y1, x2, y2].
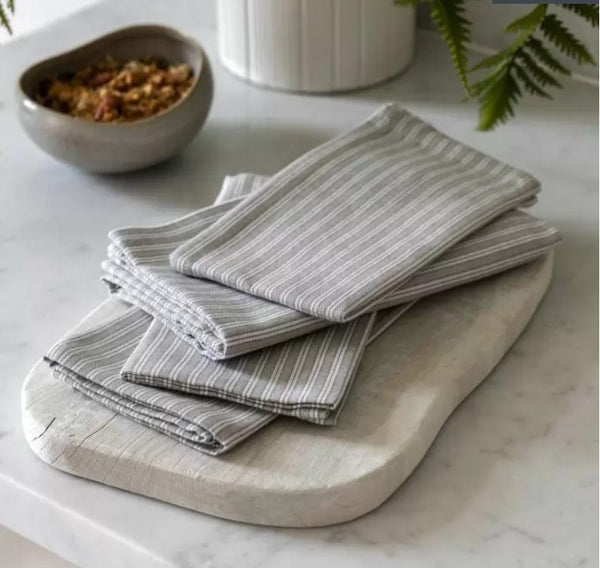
[217, 0, 416, 93]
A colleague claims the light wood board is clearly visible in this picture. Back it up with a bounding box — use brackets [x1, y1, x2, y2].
[22, 254, 553, 527]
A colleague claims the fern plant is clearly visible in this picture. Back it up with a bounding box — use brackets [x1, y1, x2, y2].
[0, 0, 14, 34]
[396, 1, 598, 130]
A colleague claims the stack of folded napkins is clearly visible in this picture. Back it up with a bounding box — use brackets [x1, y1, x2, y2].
[44, 104, 561, 455]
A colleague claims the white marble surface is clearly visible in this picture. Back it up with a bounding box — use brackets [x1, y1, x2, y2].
[0, 0, 597, 566]
[0, 524, 77, 568]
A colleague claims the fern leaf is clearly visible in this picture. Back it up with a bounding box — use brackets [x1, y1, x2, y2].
[561, 4, 599, 28]
[7, 0, 14, 13]
[471, 6, 546, 75]
[470, 49, 511, 72]
[0, 2, 13, 34]
[526, 37, 570, 75]
[513, 65, 552, 98]
[477, 70, 521, 131]
[471, 60, 511, 96]
[517, 50, 562, 88]
[430, 0, 471, 95]
[505, 5, 547, 33]
[540, 14, 596, 65]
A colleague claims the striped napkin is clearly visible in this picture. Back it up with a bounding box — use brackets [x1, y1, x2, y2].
[43, 105, 561, 455]
[108, 173, 557, 425]
[171, 104, 542, 321]
[43, 179, 413, 453]
[44, 303, 275, 455]
[120, 305, 411, 424]
[104, 173, 559, 360]
[44, 300, 411, 456]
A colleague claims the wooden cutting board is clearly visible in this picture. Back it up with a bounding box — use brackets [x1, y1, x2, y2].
[22, 254, 553, 527]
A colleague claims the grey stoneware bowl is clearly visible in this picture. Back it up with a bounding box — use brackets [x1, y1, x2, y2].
[18, 25, 213, 173]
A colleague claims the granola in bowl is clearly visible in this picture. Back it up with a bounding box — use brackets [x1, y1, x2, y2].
[36, 56, 194, 123]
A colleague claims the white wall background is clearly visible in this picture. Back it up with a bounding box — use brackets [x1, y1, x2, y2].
[3, 0, 598, 81]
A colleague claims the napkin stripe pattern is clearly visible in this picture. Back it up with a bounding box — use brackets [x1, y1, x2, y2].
[171, 105, 541, 321]
[103, 256, 327, 359]
[45, 305, 275, 455]
[43, 104, 561, 456]
[214, 173, 260, 204]
[43, 175, 415, 456]
[106, 174, 558, 359]
[121, 305, 413, 424]
[376, 211, 559, 307]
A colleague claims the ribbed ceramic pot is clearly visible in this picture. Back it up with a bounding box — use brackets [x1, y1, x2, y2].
[217, 0, 416, 93]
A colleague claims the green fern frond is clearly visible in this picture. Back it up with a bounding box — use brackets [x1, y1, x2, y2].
[540, 13, 596, 65]
[517, 50, 562, 89]
[470, 49, 510, 72]
[476, 70, 521, 131]
[561, 4, 599, 28]
[513, 65, 551, 98]
[471, 61, 510, 97]
[469, 4, 552, 130]
[429, 0, 472, 95]
[469, 3, 544, 75]
[7, 0, 14, 12]
[0, 1, 13, 34]
[505, 5, 547, 33]
[525, 37, 570, 75]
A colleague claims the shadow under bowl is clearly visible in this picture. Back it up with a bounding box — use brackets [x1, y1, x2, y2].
[17, 24, 214, 174]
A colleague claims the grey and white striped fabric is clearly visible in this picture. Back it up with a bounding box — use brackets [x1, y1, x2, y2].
[214, 173, 262, 204]
[43, 103, 562, 455]
[104, 206, 327, 361]
[100, 176, 416, 425]
[120, 304, 412, 425]
[42, 176, 416, 456]
[110, 171, 557, 425]
[105, 173, 559, 360]
[171, 104, 542, 321]
[44, 303, 275, 455]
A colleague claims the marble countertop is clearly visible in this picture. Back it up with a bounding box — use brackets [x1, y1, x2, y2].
[0, 1, 597, 566]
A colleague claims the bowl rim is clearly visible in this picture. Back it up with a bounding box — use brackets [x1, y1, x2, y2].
[17, 24, 207, 129]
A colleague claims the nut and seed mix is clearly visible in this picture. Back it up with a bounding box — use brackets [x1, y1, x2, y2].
[36, 56, 194, 123]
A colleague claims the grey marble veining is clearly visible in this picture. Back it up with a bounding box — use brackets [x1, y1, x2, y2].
[0, 1, 597, 567]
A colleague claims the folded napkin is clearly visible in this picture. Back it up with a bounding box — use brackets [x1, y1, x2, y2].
[44, 108, 561, 454]
[171, 104, 541, 321]
[107, 172, 557, 424]
[120, 305, 411, 424]
[44, 303, 275, 455]
[104, 173, 559, 359]
[43, 179, 415, 456]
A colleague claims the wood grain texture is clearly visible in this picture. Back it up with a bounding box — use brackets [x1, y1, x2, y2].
[21, 254, 553, 527]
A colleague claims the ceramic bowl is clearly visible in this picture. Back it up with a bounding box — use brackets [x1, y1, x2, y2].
[17, 25, 213, 173]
